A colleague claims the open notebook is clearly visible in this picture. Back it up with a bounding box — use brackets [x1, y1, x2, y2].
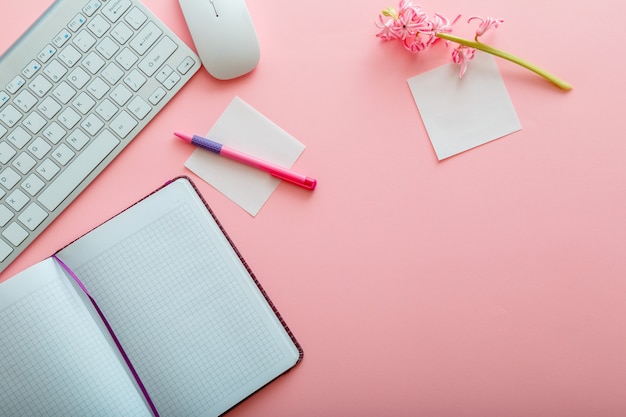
[0, 177, 302, 416]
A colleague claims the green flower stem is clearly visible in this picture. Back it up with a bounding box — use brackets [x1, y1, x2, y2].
[436, 32, 572, 90]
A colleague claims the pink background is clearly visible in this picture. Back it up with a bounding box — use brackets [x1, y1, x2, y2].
[2, 0, 625, 416]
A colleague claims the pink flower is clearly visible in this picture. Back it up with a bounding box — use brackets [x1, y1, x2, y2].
[468, 16, 504, 37]
[451, 46, 475, 77]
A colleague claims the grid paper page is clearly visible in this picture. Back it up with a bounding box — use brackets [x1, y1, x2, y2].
[0, 259, 153, 417]
[56, 179, 300, 417]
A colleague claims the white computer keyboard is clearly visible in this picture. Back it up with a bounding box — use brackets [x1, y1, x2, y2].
[0, 0, 201, 272]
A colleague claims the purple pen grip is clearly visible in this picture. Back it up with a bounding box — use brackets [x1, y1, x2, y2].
[192, 135, 222, 154]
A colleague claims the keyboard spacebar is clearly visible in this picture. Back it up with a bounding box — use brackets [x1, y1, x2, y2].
[38, 130, 120, 212]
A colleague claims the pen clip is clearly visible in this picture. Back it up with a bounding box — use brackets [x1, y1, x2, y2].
[271, 172, 317, 190]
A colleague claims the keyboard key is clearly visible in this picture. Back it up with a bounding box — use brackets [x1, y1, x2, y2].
[86, 77, 110, 99]
[59, 44, 82, 67]
[103, 0, 132, 23]
[52, 143, 75, 166]
[72, 92, 96, 114]
[82, 0, 102, 16]
[6, 189, 29, 211]
[68, 14, 87, 32]
[28, 137, 52, 159]
[44, 60, 68, 82]
[125, 7, 147, 29]
[0, 142, 16, 164]
[38, 129, 120, 211]
[177, 56, 196, 75]
[87, 14, 111, 37]
[38, 96, 63, 119]
[29, 74, 53, 97]
[0, 91, 9, 106]
[8, 127, 31, 149]
[0, 205, 13, 227]
[116, 48, 138, 70]
[14, 90, 38, 112]
[0, 240, 12, 262]
[96, 36, 119, 59]
[128, 96, 151, 119]
[163, 71, 181, 90]
[36, 159, 60, 181]
[58, 107, 81, 129]
[148, 87, 166, 105]
[67, 66, 90, 89]
[102, 62, 124, 84]
[0, 167, 21, 189]
[12, 153, 36, 175]
[53, 29, 72, 47]
[124, 69, 146, 92]
[18, 202, 48, 231]
[111, 84, 132, 106]
[42, 122, 66, 144]
[21, 60, 41, 79]
[130, 22, 162, 55]
[83, 51, 105, 74]
[81, 114, 104, 135]
[96, 98, 118, 121]
[110, 110, 137, 138]
[38, 45, 56, 63]
[0, 105, 22, 128]
[23, 113, 47, 134]
[6, 76, 26, 94]
[52, 81, 76, 104]
[22, 174, 46, 197]
[73, 30, 97, 53]
[111, 21, 133, 44]
[67, 129, 89, 151]
[139, 36, 177, 76]
[2, 222, 28, 246]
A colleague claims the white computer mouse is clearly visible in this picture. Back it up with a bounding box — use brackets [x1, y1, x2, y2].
[178, 0, 260, 80]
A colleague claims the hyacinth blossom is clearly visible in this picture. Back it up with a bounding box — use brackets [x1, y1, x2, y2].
[376, 1, 572, 90]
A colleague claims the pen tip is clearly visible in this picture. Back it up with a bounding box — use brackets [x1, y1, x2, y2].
[173, 132, 192, 142]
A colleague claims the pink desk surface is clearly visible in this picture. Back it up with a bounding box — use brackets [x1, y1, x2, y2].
[2, 0, 625, 416]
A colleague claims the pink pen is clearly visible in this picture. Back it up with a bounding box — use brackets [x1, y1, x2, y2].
[174, 132, 317, 190]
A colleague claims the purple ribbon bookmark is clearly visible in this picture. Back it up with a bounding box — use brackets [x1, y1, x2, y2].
[52, 255, 160, 417]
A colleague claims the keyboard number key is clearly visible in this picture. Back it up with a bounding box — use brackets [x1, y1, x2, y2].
[60, 44, 83, 67]
[29, 74, 53, 97]
[44, 60, 68, 82]
[0, 105, 22, 128]
[73, 30, 97, 53]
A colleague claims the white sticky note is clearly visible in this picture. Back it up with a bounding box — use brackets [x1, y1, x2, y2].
[407, 53, 522, 160]
[185, 97, 306, 216]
